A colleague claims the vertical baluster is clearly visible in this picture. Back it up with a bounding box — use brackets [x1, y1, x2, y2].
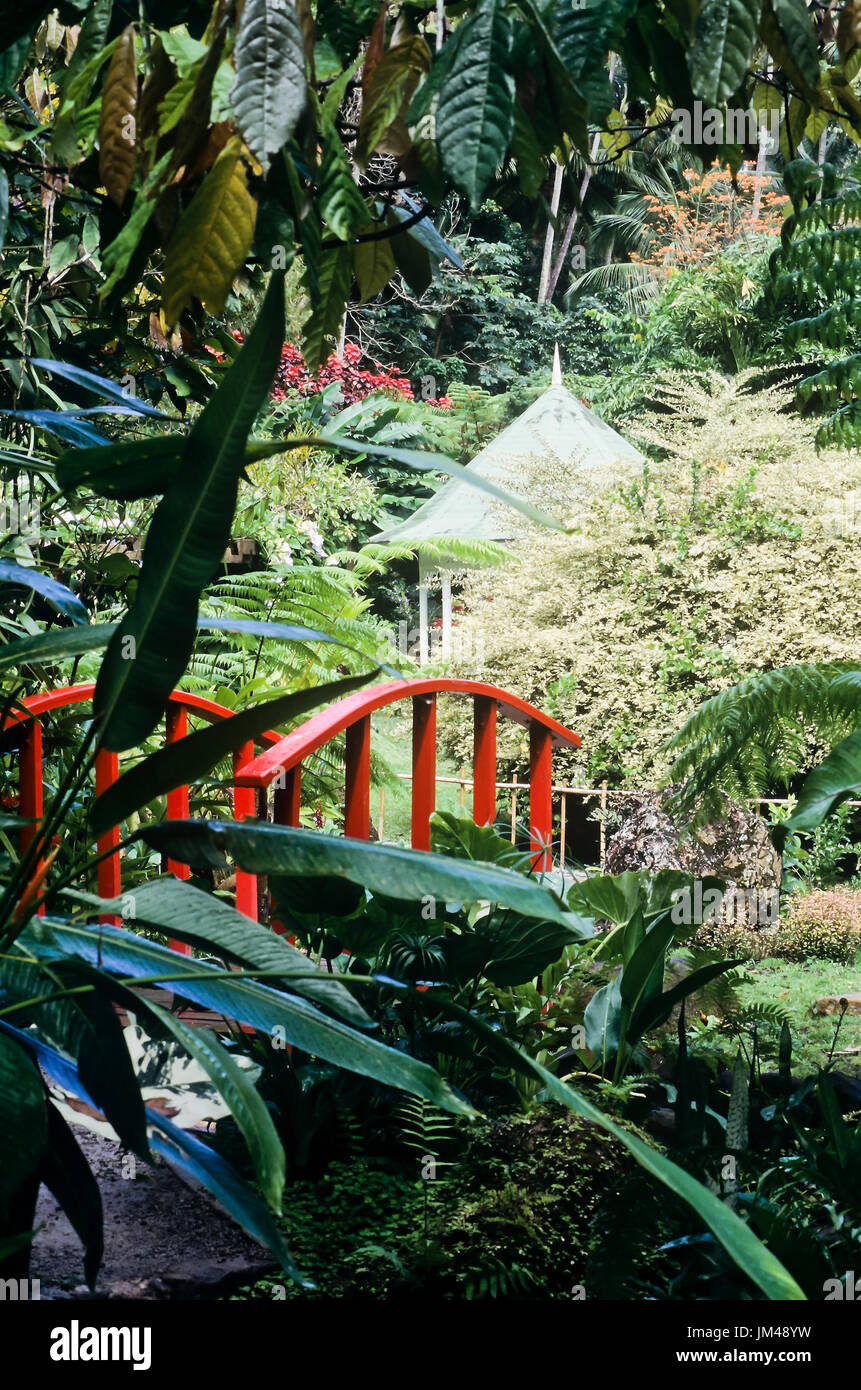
[344, 715, 371, 839]
[473, 696, 497, 828]
[165, 703, 192, 954]
[411, 693, 436, 850]
[19, 717, 44, 915]
[529, 722, 553, 873]
[95, 748, 121, 925]
[233, 741, 257, 919]
[271, 765, 301, 938]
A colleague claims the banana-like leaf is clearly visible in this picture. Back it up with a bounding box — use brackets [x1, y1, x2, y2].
[0, 1018, 306, 1283]
[436, 0, 515, 210]
[0, 952, 148, 1154]
[40, 1101, 104, 1287]
[23, 919, 473, 1116]
[434, 998, 806, 1302]
[231, 0, 307, 171]
[67, 877, 372, 1026]
[93, 272, 285, 752]
[0, 559, 89, 625]
[98, 23, 138, 205]
[29, 358, 167, 419]
[162, 136, 258, 325]
[144, 1002, 284, 1211]
[148, 1111, 308, 1284]
[0, 625, 117, 674]
[688, 0, 760, 108]
[90, 669, 377, 837]
[0, 1031, 47, 1206]
[135, 819, 593, 936]
[778, 728, 861, 841]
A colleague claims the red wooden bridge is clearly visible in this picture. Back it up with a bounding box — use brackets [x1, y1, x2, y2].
[4, 679, 581, 946]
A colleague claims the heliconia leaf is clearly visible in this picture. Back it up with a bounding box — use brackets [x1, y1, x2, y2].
[777, 728, 861, 840]
[136, 819, 593, 936]
[0, 559, 89, 625]
[231, 0, 308, 170]
[148, 1112, 308, 1283]
[39, 1101, 104, 1288]
[90, 669, 376, 837]
[434, 999, 806, 1302]
[436, 0, 515, 211]
[25, 918, 474, 1117]
[355, 32, 430, 169]
[98, 23, 138, 205]
[390, 191, 464, 267]
[93, 272, 285, 752]
[353, 228, 397, 301]
[0, 624, 117, 672]
[29, 358, 167, 419]
[145, 1002, 285, 1212]
[68, 877, 372, 1025]
[302, 246, 351, 372]
[0, 1032, 47, 1208]
[317, 117, 367, 241]
[161, 135, 258, 326]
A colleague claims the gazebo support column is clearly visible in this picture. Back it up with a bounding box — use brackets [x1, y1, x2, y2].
[441, 570, 452, 660]
[418, 556, 430, 666]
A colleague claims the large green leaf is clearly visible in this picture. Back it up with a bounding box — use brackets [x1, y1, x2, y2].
[23, 918, 472, 1117]
[39, 1101, 104, 1288]
[67, 877, 372, 1025]
[688, 0, 761, 107]
[317, 114, 367, 241]
[0, 952, 148, 1155]
[135, 819, 594, 936]
[436, 0, 515, 211]
[760, 0, 820, 98]
[778, 727, 861, 840]
[436, 998, 806, 1301]
[231, 0, 308, 171]
[92, 272, 286, 752]
[0, 559, 89, 625]
[144, 1002, 284, 1211]
[355, 33, 431, 168]
[0, 1032, 47, 1207]
[302, 247, 351, 372]
[0, 625, 117, 672]
[90, 670, 376, 837]
[148, 1112, 307, 1284]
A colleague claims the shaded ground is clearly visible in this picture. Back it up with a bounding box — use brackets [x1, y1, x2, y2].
[30, 1127, 276, 1300]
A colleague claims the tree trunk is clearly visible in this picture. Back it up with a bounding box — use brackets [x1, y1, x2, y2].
[537, 158, 564, 303]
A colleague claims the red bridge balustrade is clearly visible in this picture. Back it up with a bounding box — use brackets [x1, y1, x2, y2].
[4, 679, 580, 948]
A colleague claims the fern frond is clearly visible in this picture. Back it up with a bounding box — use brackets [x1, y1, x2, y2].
[664, 663, 861, 822]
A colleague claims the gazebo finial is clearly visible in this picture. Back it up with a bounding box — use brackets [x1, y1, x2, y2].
[551, 342, 562, 386]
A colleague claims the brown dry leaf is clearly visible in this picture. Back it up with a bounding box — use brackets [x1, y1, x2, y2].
[99, 24, 139, 205]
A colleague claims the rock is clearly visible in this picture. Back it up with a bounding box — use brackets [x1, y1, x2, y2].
[604, 789, 781, 929]
[811, 994, 861, 1017]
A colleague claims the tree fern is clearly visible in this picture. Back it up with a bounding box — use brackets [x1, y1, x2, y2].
[665, 663, 861, 823]
[769, 158, 861, 448]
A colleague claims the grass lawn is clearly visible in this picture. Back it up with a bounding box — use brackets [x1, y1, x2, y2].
[734, 955, 861, 1078]
[371, 704, 486, 843]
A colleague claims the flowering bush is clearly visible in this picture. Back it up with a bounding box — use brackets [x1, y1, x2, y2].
[776, 888, 861, 964]
[228, 334, 452, 408]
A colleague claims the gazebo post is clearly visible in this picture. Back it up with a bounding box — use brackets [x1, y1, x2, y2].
[440, 570, 452, 660]
[418, 555, 431, 665]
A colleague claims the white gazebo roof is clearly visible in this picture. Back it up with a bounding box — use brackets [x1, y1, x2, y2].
[374, 355, 643, 549]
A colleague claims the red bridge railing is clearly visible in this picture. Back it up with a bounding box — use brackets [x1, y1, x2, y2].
[4, 679, 580, 944]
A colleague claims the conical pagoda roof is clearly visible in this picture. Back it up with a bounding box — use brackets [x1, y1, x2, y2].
[373, 381, 643, 549]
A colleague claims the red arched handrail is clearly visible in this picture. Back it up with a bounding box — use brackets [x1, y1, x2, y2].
[4, 678, 581, 942]
[235, 678, 581, 869]
[3, 684, 282, 936]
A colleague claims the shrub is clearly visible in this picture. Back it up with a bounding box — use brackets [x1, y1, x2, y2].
[776, 889, 861, 964]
